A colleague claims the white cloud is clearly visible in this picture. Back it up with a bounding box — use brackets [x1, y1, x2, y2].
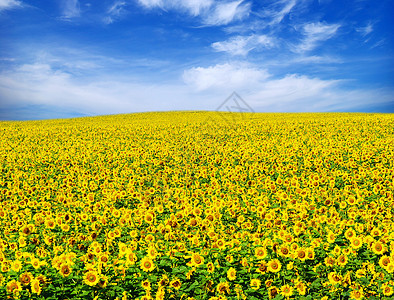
[183, 62, 270, 91]
[182, 62, 393, 112]
[137, 0, 163, 8]
[212, 34, 275, 56]
[136, 0, 250, 26]
[269, 0, 297, 25]
[356, 23, 373, 37]
[137, 0, 213, 16]
[61, 0, 80, 19]
[253, 0, 297, 28]
[0, 60, 392, 119]
[204, 0, 251, 25]
[292, 55, 342, 64]
[0, 0, 21, 11]
[293, 22, 341, 53]
[0, 62, 193, 117]
[104, 1, 127, 24]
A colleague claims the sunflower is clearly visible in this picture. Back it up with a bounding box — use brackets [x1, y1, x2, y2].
[355, 269, 366, 278]
[141, 279, 151, 290]
[20, 225, 32, 236]
[59, 264, 72, 277]
[145, 234, 155, 243]
[250, 278, 261, 290]
[333, 245, 341, 256]
[306, 248, 315, 260]
[378, 256, 390, 270]
[347, 196, 357, 206]
[31, 278, 42, 295]
[140, 256, 155, 272]
[325, 256, 335, 267]
[170, 278, 182, 290]
[189, 218, 198, 227]
[144, 212, 154, 224]
[256, 261, 268, 274]
[159, 274, 169, 287]
[284, 234, 294, 244]
[371, 241, 386, 255]
[207, 262, 215, 273]
[6, 280, 22, 295]
[371, 227, 381, 237]
[83, 270, 100, 286]
[279, 245, 290, 257]
[98, 275, 108, 288]
[344, 228, 356, 240]
[156, 287, 165, 300]
[350, 237, 363, 250]
[190, 253, 204, 267]
[268, 286, 279, 299]
[147, 246, 158, 259]
[227, 267, 236, 281]
[382, 283, 393, 296]
[225, 255, 234, 263]
[350, 288, 364, 299]
[296, 282, 307, 296]
[337, 254, 348, 266]
[216, 281, 230, 294]
[328, 272, 341, 285]
[126, 251, 137, 265]
[254, 247, 267, 260]
[386, 263, 394, 273]
[19, 271, 33, 286]
[11, 260, 22, 272]
[118, 242, 128, 257]
[296, 248, 307, 261]
[280, 284, 293, 297]
[217, 239, 226, 250]
[99, 253, 109, 265]
[268, 259, 282, 273]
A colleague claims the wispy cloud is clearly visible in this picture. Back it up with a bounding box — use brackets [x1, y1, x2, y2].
[268, 0, 297, 25]
[0, 0, 22, 11]
[253, 0, 298, 27]
[211, 34, 275, 56]
[203, 0, 251, 25]
[292, 22, 341, 53]
[61, 0, 80, 19]
[104, 1, 127, 24]
[370, 39, 385, 49]
[136, 0, 250, 26]
[137, 0, 213, 16]
[356, 22, 373, 38]
[292, 55, 342, 64]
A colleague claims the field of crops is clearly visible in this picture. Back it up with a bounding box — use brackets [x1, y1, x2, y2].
[0, 112, 393, 300]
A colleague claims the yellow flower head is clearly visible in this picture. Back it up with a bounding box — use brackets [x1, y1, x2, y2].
[254, 246, 267, 260]
[250, 278, 261, 290]
[83, 270, 100, 286]
[280, 284, 293, 297]
[140, 256, 155, 272]
[227, 267, 236, 281]
[267, 259, 282, 273]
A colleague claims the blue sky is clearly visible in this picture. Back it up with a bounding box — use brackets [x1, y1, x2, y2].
[0, 0, 393, 120]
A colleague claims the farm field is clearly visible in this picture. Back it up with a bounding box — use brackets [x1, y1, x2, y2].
[0, 111, 393, 300]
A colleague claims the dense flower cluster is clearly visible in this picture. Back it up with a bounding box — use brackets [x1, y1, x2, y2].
[0, 112, 393, 300]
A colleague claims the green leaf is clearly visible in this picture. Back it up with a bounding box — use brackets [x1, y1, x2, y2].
[185, 280, 199, 292]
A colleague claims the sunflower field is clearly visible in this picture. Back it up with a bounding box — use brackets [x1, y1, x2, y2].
[0, 112, 393, 300]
